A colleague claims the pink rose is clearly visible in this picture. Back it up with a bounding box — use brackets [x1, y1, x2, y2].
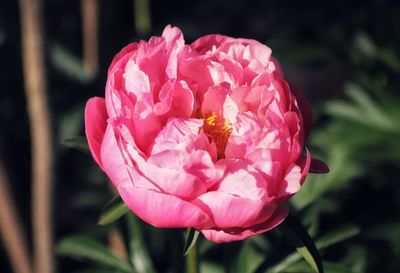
[85, 25, 328, 243]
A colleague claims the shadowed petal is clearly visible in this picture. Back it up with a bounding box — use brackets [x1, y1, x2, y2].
[290, 84, 313, 139]
[309, 157, 330, 173]
[85, 97, 107, 168]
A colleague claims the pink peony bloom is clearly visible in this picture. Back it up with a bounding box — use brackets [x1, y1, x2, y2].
[85, 25, 328, 243]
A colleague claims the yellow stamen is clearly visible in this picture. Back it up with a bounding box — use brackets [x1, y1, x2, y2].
[203, 112, 232, 159]
[206, 112, 217, 126]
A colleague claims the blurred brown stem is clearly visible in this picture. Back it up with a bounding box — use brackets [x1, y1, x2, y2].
[134, 0, 151, 36]
[19, 0, 54, 273]
[81, 0, 99, 77]
[108, 229, 128, 260]
[0, 163, 32, 273]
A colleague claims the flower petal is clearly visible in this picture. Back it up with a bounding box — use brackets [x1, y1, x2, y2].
[195, 191, 275, 228]
[216, 159, 269, 201]
[191, 34, 231, 54]
[201, 207, 287, 243]
[154, 80, 194, 121]
[132, 100, 162, 153]
[100, 124, 133, 187]
[151, 118, 204, 155]
[309, 157, 330, 173]
[109, 43, 139, 73]
[280, 163, 302, 197]
[290, 84, 313, 139]
[201, 85, 238, 123]
[85, 97, 108, 168]
[225, 112, 263, 159]
[118, 183, 213, 229]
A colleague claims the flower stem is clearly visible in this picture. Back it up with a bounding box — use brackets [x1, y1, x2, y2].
[186, 244, 199, 273]
[19, 0, 54, 272]
[81, 0, 99, 77]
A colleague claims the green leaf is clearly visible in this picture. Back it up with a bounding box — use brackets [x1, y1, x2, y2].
[278, 213, 324, 273]
[98, 196, 129, 225]
[284, 261, 356, 273]
[57, 235, 135, 273]
[74, 268, 127, 273]
[62, 136, 89, 153]
[266, 224, 359, 273]
[126, 214, 156, 273]
[316, 225, 360, 250]
[183, 228, 200, 256]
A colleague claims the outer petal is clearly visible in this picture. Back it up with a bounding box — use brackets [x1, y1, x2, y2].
[283, 112, 302, 164]
[108, 43, 139, 73]
[201, 207, 287, 243]
[100, 124, 133, 187]
[194, 191, 276, 228]
[118, 183, 213, 229]
[85, 97, 108, 168]
[296, 148, 312, 185]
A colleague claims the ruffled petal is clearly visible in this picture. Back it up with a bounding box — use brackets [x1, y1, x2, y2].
[225, 112, 263, 159]
[191, 34, 231, 54]
[216, 159, 269, 201]
[151, 118, 204, 154]
[154, 80, 194, 121]
[124, 60, 151, 99]
[162, 25, 185, 79]
[109, 43, 139, 74]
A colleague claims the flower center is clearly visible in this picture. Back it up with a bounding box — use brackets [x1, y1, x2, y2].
[203, 112, 232, 159]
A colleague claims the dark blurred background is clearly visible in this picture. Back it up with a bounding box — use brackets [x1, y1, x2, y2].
[1, 0, 400, 273]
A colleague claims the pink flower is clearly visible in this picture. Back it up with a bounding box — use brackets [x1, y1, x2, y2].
[85, 25, 328, 243]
